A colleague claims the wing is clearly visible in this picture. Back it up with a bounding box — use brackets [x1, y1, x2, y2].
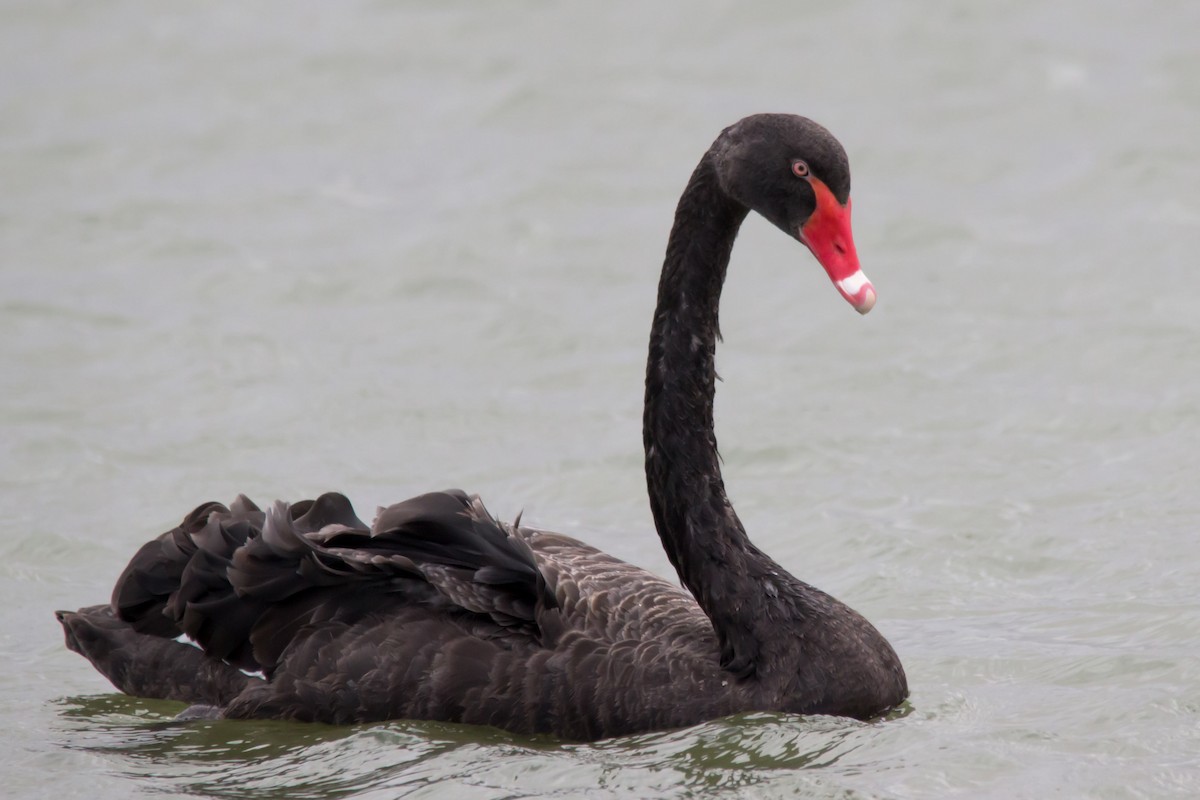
[521, 527, 716, 648]
[112, 489, 560, 677]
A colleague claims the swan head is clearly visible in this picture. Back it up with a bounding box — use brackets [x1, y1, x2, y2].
[712, 114, 875, 314]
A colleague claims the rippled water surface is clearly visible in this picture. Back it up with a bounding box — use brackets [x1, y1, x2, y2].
[4, 2, 1199, 798]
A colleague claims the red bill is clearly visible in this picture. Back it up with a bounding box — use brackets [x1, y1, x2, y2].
[798, 178, 875, 314]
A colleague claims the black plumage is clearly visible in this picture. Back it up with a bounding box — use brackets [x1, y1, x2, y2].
[58, 114, 908, 741]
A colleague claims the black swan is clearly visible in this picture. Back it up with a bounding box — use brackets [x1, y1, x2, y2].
[57, 114, 907, 741]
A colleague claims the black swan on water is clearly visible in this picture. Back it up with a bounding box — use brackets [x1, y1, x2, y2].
[57, 114, 907, 741]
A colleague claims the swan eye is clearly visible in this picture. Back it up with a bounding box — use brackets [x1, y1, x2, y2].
[791, 160, 810, 178]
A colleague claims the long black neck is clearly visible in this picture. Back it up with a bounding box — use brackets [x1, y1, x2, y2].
[643, 154, 791, 679]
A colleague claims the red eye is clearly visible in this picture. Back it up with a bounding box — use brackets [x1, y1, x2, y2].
[791, 160, 810, 178]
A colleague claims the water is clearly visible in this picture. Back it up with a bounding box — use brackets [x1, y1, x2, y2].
[3, 1, 1199, 797]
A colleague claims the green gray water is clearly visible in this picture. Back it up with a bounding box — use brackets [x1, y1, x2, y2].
[3, 2, 1199, 798]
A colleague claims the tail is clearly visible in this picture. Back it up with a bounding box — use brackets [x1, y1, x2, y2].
[56, 494, 272, 705]
[55, 604, 258, 705]
[59, 491, 367, 704]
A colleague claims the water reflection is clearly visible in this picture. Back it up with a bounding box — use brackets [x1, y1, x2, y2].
[584, 713, 890, 795]
[56, 696, 893, 799]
